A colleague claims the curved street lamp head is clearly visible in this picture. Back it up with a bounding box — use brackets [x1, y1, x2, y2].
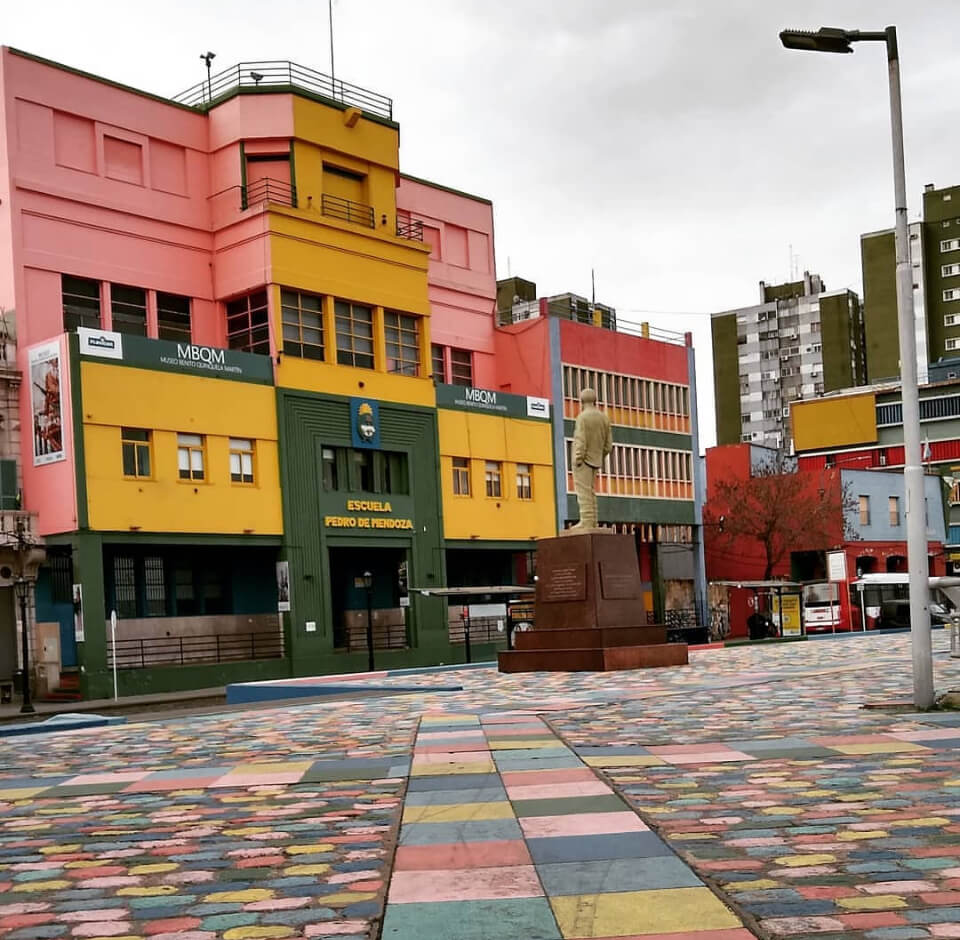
[779, 27, 855, 53]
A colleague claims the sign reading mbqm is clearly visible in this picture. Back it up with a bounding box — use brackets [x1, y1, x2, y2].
[77, 328, 273, 384]
[435, 383, 550, 421]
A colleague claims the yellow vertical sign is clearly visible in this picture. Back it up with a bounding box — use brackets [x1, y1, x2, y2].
[773, 594, 802, 636]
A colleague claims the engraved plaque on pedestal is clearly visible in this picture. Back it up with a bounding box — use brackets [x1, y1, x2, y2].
[542, 564, 587, 602]
[600, 562, 639, 600]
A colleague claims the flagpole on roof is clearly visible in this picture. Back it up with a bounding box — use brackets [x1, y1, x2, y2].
[328, 0, 336, 97]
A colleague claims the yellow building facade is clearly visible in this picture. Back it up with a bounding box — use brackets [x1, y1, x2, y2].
[81, 361, 283, 536]
[438, 409, 556, 542]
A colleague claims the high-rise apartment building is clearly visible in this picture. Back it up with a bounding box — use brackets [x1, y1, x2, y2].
[712, 272, 866, 450]
[861, 182, 960, 384]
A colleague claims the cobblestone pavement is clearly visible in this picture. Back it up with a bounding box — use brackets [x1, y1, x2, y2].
[2, 632, 960, 939]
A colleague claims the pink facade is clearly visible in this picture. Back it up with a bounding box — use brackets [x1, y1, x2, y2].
[0, 49, 310, 533]
[396, 175, 497, 387]
[494, 318, 554, 398]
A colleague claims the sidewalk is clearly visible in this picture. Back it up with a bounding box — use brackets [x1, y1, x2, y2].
[0, 684, 226, 722]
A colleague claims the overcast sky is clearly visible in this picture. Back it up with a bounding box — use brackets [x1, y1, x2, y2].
[6, 1, 959, 447]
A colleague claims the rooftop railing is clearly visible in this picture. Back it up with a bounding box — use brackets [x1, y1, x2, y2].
[173, 60, 393, 121]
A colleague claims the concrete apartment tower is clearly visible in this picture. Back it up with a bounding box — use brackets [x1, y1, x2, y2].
[712, 273, 866, 450]
[861, 182, 960, 384]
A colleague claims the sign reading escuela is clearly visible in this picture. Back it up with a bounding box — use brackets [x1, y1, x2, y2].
[435, 383, 550, 421]
[78, 328, 273, 385]
[324, 499, 414, 531]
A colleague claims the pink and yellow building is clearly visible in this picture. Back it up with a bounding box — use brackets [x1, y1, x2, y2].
[0, 47, 703, 699]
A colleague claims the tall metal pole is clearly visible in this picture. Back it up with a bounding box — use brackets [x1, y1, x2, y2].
[328, 0, 337, 96]
[18, 579, 33, 714]
[364, 575, 374, 673]
[886, 26, 933, 707]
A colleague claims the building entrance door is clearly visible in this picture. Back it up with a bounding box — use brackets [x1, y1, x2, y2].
[329, 547, 408, 652]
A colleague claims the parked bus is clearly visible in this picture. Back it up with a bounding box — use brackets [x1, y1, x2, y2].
[801, 580, 843, 633]
[849, 574, 960, 630]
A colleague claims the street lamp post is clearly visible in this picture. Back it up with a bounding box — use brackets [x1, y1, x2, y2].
[362, 570, 374, 672]
[15, 576, 34, 714]
[780, 26, 933, 708]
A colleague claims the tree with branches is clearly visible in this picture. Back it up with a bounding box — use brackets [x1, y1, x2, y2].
[704, 452, 858, 581]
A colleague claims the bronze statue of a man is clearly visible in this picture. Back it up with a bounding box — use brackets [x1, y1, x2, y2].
[571, 387, 612, 529]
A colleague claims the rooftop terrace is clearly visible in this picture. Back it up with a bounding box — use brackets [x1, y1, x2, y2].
[173, 59, 393, 120]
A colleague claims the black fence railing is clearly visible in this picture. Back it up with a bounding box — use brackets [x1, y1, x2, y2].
[321, 193, 375, 228]
[108, 631, 284, 669]
[173, 61, 393, 121]
[243, 177, 297, 209]
[346, 621, 407, 652]
[662, 608, 709, 644]
[449, 616, 508, 647]
[396, 218, 424, 241]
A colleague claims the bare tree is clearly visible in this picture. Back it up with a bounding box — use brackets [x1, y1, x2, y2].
[705, 452, 858, 581]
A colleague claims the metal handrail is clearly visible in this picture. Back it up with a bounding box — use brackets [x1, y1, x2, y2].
[173, 61, 393, 120]
[244, 177, 297, 209]
[396, 218, 424, 241]
[321, 193, 375, 228]
[108, 630, 284, 669]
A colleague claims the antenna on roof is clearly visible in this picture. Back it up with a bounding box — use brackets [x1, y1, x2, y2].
[591, 268, 596, 306]
[328, 0, 337, 98]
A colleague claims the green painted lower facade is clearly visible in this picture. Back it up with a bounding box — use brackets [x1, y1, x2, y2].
[276, 388, 455, 676]
[564, 494, 695, 526]
[39, 532, 285, 700]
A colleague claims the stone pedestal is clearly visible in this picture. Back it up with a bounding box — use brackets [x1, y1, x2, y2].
[497, 530, 688, 673]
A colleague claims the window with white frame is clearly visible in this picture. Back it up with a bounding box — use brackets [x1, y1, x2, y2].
[945, 289, 960, 302]
[229, 438, 255, 484]
[452, 457, 470, 495]
[942, 238, 960, 252]
[484, 461, 502, 498]
[947, 338, 960, 351]
[516, 463, 532, 500]
[946, 314, 959, 327]
[177, 433, 205, 481]
[943, 264, 960, 277]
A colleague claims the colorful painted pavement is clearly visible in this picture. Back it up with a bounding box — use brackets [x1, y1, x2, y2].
[2, 632, 960, 938]
[381, 711, 749, 939]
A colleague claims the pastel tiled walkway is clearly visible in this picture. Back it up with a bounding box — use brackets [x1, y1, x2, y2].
[381, 712, 750, 940]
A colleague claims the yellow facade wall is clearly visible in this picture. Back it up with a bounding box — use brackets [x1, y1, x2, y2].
[268, 210, 431, 315]
[268, 283, 435, 407]
[81, 363, 283, 535]
[438, 410, 556, 541]
[792, 392, 878, 452]
[261, 97, 433, 406]
[292, 96, 401, 233]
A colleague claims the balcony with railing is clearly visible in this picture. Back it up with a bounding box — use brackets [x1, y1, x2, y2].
[321, 193, 375, 228]
[243, 177, 297, 210]
[396, 217, 424, 241]
[173, 60, 393, 121]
